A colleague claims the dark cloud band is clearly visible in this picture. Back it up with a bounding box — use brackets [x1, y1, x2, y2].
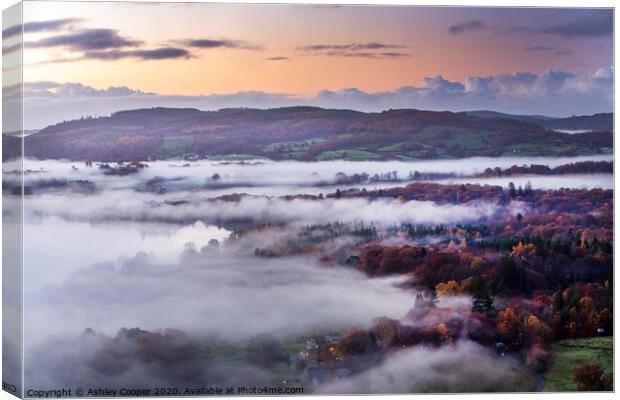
[543, 14, 613, 38]
[298, 42, 406, 52]
[83, 47, 192, 61]
[297, 42, 409, 58]
[182, 38, 262, 50]
[26, 28, 142, 51]
[512, 11, 612, 39]
[448, 20, 486, 35]
[2, 18, 81, 39]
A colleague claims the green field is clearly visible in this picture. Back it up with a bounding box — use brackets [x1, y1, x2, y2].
[156, 135, 193, 158]
[208, 154, 265, 161]
[377, 142, 407, 152]
[316, 149, 381, 161]
[263, 139, 325, 152]
[543, 337, 613, 392]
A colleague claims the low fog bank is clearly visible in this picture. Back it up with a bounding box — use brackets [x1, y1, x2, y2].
[12, 155, 612, 193]
[24, 328, 279, 391]
[26, 250, 414, 346]
[318, 341, 534, 393]
[25, 333, 532, 394]
[25, 328, 206, 390]
[14, 155, 602, 393]
[23, 218, 231, 290]
[23, 191, 525, 227]
[436, 173, 613, 190]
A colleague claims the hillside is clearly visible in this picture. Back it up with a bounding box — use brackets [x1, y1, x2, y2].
[466, 111, 613, 132]
[541, 113, 613, 132]
[11, 107, 614, 161]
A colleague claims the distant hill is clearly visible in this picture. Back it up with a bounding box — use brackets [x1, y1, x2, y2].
[466, 111, 613, 132]
[541, 113, 613, 132]
[8, 107, 613, 161]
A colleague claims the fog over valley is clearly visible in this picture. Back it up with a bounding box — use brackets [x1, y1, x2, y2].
[3, 154, 613, 392]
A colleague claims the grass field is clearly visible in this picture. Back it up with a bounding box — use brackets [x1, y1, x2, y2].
[316, 149, 381, 161]
[156, 135, 192, 158]
[543, 336, 613, 392]
[209, 154, 265, 161]
[264, 139, 325, 152]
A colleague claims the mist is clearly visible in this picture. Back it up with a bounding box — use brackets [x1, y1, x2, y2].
[26, 249, 414, 345]
[435, 173, 613, 190]
[9, 155, 610, 393]
[318, 341, 534, 393]
[22, 192, 525, 227]
[14, 155, 612, 192]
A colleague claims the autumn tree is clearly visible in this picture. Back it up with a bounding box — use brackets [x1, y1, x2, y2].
[338, 329, 378, 356]
[371, 317, 400, 348]
[598, 308, 612, 334]
[437, 323, 452, 345]
[496, 308, 521, 345]
[573, 362, 613, 391]
[436, 280, 463, 297]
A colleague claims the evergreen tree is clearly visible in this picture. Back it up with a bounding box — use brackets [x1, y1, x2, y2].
[498, 255, 521, 289]
[427, 287, 439, 308]
[524, 181, 533, 196]
[471, 275, 494, 316]
[507, 182, 516, 197]
[553, 288, 565, 313]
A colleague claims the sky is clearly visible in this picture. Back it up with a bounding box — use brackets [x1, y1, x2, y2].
[1, 2, 615, 129]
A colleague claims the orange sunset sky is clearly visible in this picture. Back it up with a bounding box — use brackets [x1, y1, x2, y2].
[14, 2, 613, 95]
[1, 2, 614, 128]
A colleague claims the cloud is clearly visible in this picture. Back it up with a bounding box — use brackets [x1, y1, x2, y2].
[24, 81, 154, 98]
[2, 18, 81, 39]
[524, 46, 558, 51]
[524, 47, 572, 57]
[2, 43, 21, 54]
[298, 42, 410, 58]
[12, 67, 613, 130]
[298, 42, 406, 52]
[82, 47, 192, 61]
[512, 11, 612, 39]
[448, 20, 486, 35]
[312, 68, 612, 116]
[13, 22, 205, 62]
[510, 26, 537, 34]
[265, 56, 290, 61]
[26, 28, 142, 51]
[325, 51, 410, 59]
[422, 75, 465, 92]
[543, 13, 613, 38]
[26, 47, 193, 64]
[182, 38, 262, 51]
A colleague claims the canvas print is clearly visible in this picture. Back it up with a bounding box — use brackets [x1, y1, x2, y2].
[2, 1, 614, 397]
